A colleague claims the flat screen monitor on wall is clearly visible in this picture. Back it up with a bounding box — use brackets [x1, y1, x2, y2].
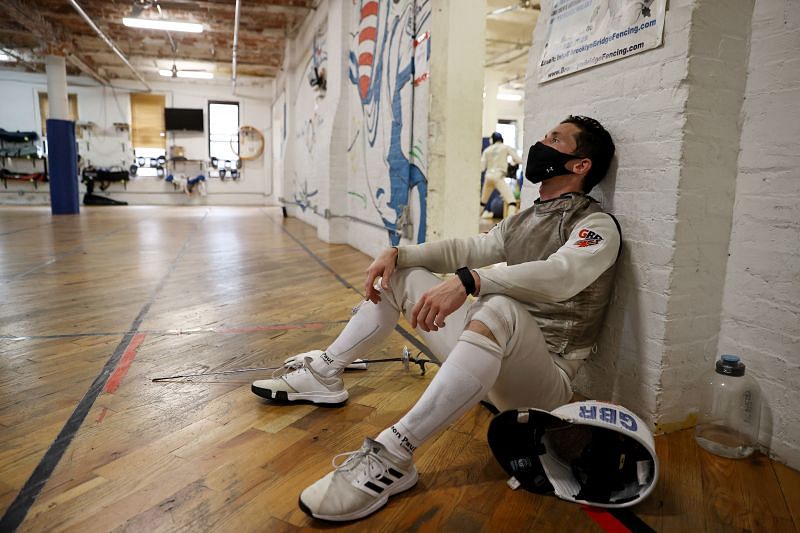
[164, 108, 204, 132]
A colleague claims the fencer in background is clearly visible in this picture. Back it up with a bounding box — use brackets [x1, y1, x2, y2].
[480, 132, 523, 219]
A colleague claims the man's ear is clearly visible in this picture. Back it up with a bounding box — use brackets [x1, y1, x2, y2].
[572, 157, 592, 177]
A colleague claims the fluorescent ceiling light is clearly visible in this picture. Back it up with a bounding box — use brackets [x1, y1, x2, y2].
[0, 51, 15, 62]
[159, 69, 214, 79]
[177, 71, 213, 79]
[123, 18, 203, 33]
[497, 92, 523, 102]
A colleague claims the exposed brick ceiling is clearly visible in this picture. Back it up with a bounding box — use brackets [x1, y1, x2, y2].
[0, 0, 536, 90]
[0, 0, 315, 84]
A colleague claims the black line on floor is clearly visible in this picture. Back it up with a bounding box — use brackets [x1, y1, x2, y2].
[0, 332, 123, 341]
[0, 222, 52, 237]
[2, 225, 129, 284]
[609, 508, 657, 533]
[269, 214, 433, 359]
[0, 211, 208, 532]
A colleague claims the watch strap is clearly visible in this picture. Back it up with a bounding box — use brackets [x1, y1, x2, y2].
[456, 266, 476, 296]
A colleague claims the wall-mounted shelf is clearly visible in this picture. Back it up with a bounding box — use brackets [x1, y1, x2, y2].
[167, 158, 206, 164]
[1, 155, 47, 189]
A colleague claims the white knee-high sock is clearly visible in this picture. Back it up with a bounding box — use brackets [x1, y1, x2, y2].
[311, 299, 399, 377]
[376, 330, 502, 460]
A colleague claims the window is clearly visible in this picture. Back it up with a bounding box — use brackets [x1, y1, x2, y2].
[209, 101, 239, 165]
[38, 93, 79, 135]
[130, 93, 166, 177]
[496, 120, 518, 150]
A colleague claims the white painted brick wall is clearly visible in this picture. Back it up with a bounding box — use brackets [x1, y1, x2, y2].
[526, 0, 800, 470]
[286, 0, 436, 258]
[278, 0, 800, 470]
[282, 3, 334, 231]
[663, 0, 753, 428]
[0, 73, 272, 206]
[717, 0, 800, 469]
[525, 0, 696, 425]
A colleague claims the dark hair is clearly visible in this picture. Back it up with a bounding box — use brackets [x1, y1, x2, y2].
[560, 115, 615, 192]
[491, 132, 503, 144]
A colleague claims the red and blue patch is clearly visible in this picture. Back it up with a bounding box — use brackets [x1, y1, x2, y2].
[575, 228, 604, 248]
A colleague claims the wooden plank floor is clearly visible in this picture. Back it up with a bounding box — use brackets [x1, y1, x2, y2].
[0, 205, 798, 532]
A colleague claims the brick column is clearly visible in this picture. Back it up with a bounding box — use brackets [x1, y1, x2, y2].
[426, 0, 485, 241]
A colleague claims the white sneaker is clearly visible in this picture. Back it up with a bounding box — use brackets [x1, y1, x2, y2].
[507, 204, 517, 217]
[252, 355, 348, 404]
[283, 349, 325, 368]
[299, 438, 418, 521]
[283, 350, 367, 371]
[481, 210, 495, 219]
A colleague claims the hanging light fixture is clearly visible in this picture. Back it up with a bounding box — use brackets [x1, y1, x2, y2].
[159, 70, 214, 79]
[159, 63, 214, 79]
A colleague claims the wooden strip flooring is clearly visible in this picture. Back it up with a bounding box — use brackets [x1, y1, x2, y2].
[0, 205, 798, 532]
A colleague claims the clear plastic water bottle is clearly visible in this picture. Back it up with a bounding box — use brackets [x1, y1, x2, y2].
[695, 355, 761, 458]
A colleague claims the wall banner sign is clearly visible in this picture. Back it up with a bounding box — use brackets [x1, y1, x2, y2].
[538, 0, 666, 82]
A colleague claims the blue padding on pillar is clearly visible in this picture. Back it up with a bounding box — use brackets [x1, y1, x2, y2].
[47, 118, 80, 215]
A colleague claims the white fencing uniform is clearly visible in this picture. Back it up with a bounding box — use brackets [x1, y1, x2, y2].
[322, 193, 620, 460]
[480, 142, 522, 206]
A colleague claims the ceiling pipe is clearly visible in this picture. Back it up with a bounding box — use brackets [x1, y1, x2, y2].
[67, 0, 151, 91]
[155, 3, 179, 55]
[66, 53, 111, 86]
[1, 0, 107, 83]
[0, 48, 40, 73]
[232, 0, 241, 87]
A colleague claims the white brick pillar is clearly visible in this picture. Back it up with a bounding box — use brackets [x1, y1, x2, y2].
[426, 0, 485, 241]
[657, 0, 755, 428]
[317, 0, 349, 243]
[45, 55, 69, 121]
[524, 0, 755, 432]
[483, 69, 502, 137]
[282, 39, 297, 218]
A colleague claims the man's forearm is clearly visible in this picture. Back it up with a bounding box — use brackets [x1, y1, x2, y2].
[396, 232, 505, 274]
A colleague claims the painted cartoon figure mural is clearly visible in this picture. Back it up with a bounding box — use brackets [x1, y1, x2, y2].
[348, 0, 431, 245]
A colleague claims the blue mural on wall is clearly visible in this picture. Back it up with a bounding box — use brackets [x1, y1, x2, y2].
[293, 178, 320, 212]
[348, 0, 430, 246]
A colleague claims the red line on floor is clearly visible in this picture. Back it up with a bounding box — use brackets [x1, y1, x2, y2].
[582, 506, 631, 533]
[96, 407, 108, 423]
[104, 333, 146, 393]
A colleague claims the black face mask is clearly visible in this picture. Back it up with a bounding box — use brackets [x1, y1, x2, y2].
[525, 142, 582, 184]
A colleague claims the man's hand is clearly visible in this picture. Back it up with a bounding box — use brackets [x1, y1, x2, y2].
[364, 247, 399, 304]
[410, 276, 469, 332]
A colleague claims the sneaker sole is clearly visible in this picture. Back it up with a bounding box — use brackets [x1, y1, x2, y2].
[298, 468, 419, 522]
[251, 385, 348, 405]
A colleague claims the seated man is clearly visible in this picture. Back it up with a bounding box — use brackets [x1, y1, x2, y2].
[253, 115, 620, 522]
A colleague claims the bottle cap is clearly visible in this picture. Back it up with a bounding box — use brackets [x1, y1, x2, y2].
[716, 354, 745, 377]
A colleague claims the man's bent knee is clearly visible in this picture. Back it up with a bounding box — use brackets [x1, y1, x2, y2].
[465, 320, 497, 344]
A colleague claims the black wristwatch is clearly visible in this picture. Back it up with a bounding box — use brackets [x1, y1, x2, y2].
[456, 267, 477, 296]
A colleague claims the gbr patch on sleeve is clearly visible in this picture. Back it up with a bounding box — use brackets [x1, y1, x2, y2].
[566, 227, 607, 254]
